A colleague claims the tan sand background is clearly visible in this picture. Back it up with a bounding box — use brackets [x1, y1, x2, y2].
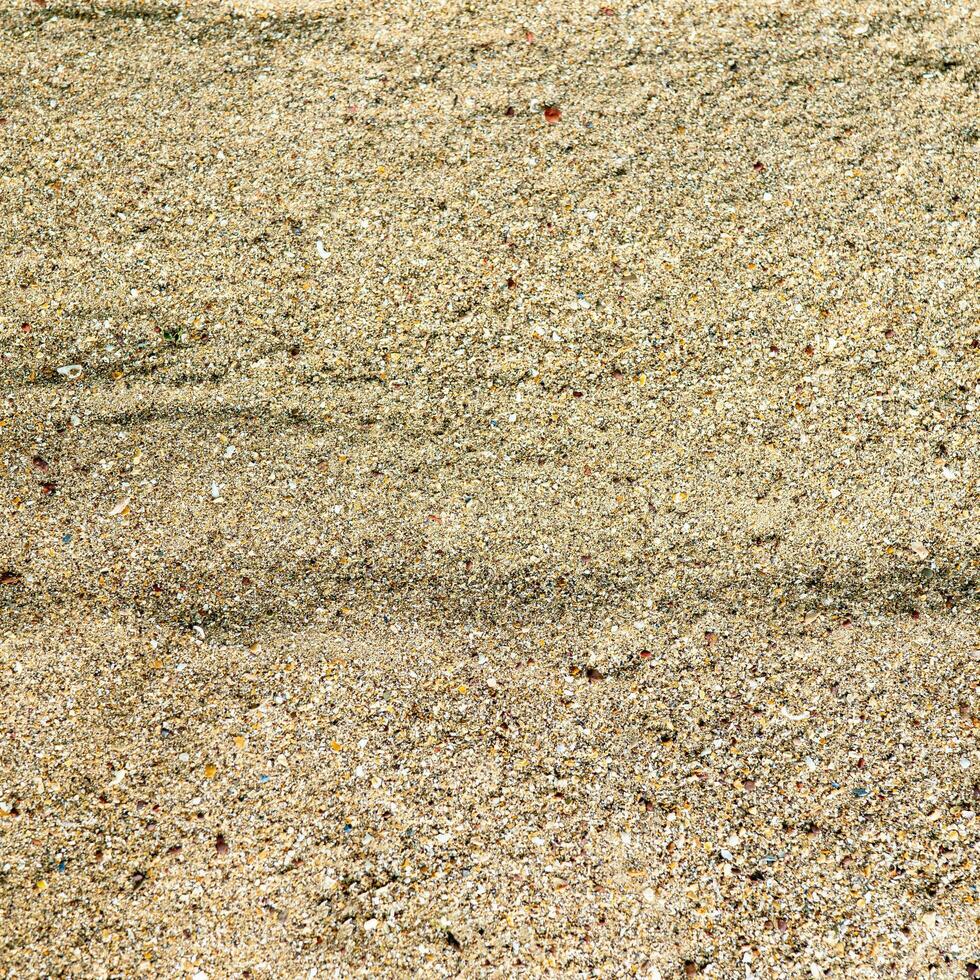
[1, 0, 979, 975]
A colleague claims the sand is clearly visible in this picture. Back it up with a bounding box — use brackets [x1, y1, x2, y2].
[1, 0, 978, 975]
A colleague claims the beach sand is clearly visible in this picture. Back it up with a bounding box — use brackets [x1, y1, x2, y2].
[1, 0, 978, 975]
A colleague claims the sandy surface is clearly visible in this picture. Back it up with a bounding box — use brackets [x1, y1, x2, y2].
[1, 0, 979, 976]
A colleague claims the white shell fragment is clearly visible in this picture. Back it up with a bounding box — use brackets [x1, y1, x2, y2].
[107, 497, 130, 516]
[781, 707, 811, 721]
[57, 364, 83, 379]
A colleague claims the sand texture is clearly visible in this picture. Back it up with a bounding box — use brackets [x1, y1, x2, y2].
[1, 0, 979, 976]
